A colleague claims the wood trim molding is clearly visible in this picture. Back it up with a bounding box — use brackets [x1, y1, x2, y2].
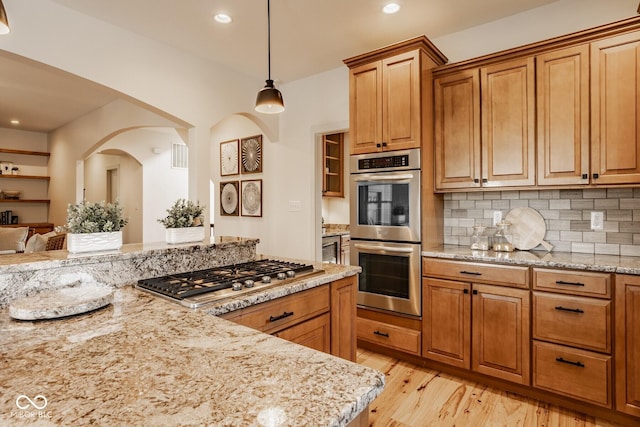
[344, 35, 448, 68]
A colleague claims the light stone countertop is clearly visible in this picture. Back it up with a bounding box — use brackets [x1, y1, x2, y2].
[422, 245, 640, 275]
[0, 277, 384, 426]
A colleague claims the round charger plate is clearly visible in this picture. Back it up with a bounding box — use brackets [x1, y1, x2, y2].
[504, 207, 553, 251]
[9, 282, 114, 320]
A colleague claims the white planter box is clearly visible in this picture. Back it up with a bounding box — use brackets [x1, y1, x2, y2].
[67, 231, 123, 254]
[165, 227, 205, 244]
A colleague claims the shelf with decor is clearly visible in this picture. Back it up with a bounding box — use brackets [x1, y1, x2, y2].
[0, 199, 50, 204]
[0, 148, 50, 157]
[0, 174, 50, 181]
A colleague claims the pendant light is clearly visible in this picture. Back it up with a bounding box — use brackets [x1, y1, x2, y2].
[255, 0, 284, 114]
[0, 0, 10, 35]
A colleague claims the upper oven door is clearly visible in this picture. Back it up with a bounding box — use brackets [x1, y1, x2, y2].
[350, 169, 421, 242]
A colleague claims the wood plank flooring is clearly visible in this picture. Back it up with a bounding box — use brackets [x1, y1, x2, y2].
[357, 348, 625, 427]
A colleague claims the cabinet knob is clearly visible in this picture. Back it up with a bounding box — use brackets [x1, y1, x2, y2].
[592, 173, 599, 179]
[482, 178, 488, 183]
[376, 143, 381, 148]
[473, 178, 479, 184]
[582, 174, 588, 179]
[382, 142, 388, 147]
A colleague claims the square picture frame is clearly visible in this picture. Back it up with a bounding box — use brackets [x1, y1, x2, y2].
[220, 139, 239, 176]
[240, 179, 262, 217]
[240, 135, 263, 174]
[220, 181, 239, 216]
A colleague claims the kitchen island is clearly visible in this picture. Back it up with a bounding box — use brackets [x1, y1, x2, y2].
[0, 239, 384, 426]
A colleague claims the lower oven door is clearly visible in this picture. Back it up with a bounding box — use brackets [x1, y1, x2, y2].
[351, 240, 421, 317]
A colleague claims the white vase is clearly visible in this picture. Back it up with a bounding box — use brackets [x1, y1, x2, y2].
[165, 227, 205, 244]
[67, 231, 123, 253]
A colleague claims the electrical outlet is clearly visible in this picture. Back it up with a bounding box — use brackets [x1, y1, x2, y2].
[493, 211, 502, 226]
[591, 211, 604, 230]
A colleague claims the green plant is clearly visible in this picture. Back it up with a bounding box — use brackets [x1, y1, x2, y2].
[158, 199, 205, 228]
[65, 200, 128, 233]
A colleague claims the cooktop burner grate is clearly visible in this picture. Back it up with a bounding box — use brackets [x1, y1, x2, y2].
[137, 259, 315, 300]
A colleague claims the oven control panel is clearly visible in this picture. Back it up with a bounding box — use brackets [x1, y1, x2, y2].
[358, 154, 408, 170]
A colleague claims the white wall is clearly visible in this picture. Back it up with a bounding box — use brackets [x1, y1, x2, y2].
[1, 0, 265, 235]
[432, 0, 639, 63]
[93, 128, 189, 243]
[83, 152, 142, 244]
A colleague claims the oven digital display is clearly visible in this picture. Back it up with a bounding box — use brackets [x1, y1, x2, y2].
[358, 154, 409, 170]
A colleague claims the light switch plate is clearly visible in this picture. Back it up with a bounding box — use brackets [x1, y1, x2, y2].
[288, 200, 301, 212]
[493, 211, 502, 226]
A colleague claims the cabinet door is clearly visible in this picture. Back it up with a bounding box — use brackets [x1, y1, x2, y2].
[349, 61, 382, 154]
[422, 278, 470, 369]
[615, 274, 640, 417]
[275, 313, 331, 354]
[536, 45, 590, 185]
[481, 58, 535, 187]
[434, 70, 481, 190]
[382, 50, 421, 151]
[472, 283, 530, 385]
[331, 276, 356, 361]
[591, 31, 640, 185]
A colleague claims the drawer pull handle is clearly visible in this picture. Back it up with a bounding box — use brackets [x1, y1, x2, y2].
[554, 306, 584, 314]
[460, 271, 482, 276]
[555, 280, 585, 287]
[373, 330, 390, 338]
[556, 357, 585, 368]
[269, 311, 294, 322]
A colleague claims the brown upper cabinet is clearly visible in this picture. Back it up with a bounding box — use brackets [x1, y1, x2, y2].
[345, 37, 447, 155]
[591, 31, 640, 185]
[322, 132, 344, 197]
[435, 58, 535, 189]
[434, 17, 640, 191]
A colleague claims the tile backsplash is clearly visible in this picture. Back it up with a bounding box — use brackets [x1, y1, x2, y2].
[443, 188, 640, 256]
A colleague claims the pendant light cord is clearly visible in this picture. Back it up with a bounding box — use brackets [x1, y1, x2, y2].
[267, 0, 272, 81]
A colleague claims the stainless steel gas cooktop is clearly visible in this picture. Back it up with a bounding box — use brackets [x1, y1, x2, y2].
[136, 259, 324, 308]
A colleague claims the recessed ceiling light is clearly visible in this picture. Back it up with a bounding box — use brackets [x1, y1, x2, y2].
[382, 3, 400, 14]
[10, 119, 19, 125]
[214, 13, 232, 24]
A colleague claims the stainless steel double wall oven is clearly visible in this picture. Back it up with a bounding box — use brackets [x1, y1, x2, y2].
[350, 148, 422, 317]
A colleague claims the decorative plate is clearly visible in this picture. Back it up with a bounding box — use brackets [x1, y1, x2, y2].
[241, 135, 262, 174]
[220, 139, 239, 176]
[241, 179, 262, 217]
[220, 181, 239, 216]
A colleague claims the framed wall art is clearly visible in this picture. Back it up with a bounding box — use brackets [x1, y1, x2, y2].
[220, 181, 239, 216]
[220, 139, 239, 176]
[241, 179, 262, 217]
[240, 135, 263, 174]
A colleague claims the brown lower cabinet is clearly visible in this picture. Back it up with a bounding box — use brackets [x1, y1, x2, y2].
[422, 260, 530, 385]
[615, 274, 640, 417]
[221, 276, 357, 361]
[416, 258, 640, 424]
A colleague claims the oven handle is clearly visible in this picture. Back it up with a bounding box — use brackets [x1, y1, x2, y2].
[352, 173, 415, 182]
[353, 243, 415, 254]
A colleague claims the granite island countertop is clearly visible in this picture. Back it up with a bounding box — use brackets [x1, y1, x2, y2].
[0, 282, 384, 426]
[422, 245, 640, 275]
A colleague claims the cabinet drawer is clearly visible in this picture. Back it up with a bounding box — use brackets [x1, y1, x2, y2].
[221, 286, 330, 334]
[423, 258, 529, 288]
[274, 313, 330, 354]
[533, 292, 611, 353]
[533, 341, 611, 407]
[357, 317, 421, 356]
[532, 268, 611, 298]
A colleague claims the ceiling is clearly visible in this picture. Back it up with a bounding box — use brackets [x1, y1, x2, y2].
[2, 0, 559, 132]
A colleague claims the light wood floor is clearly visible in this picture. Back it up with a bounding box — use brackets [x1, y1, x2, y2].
[357, 348, 626, 427]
